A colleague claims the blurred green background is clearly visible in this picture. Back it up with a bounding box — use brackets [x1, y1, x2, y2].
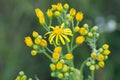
[0, 0, 120, 80]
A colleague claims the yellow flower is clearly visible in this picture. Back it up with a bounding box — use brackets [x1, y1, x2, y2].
[58, 73, 63, 79]
[24, 36, 33, 47]
[52, 52, 60, 60]
[15, 77, 20, 80]
[91, 52, 97, 58]
[54, 46, 62, 53]
[57, 3, 63, 11]
[34, 37, 41, 45]
[50, 64, 56, 71]
[89, 65, 95, 71]
[51, 5, 57, 10]
[62, 65, 69, 72]
[70, 8, 76, 16]
[98, 54, 104, 61]
[45, 23, 73, 45]
[104, 49, 110, 55]
[75, 36, 85, 44]
[103, 44, 109, 49]
[74, 26, 80, 32]
[64, 3, 69, 10]
[98, 61, 104, 68]
[65, 53, 73, 60]
[46, 9, 53, 18]
[76, 12, 83, 21]
[32, 31, 39, 38]
[79, 27, 87, 35]
[31, 50, 37, 56]
[56, 62, 63, 70]
[54, 11, 60, 17]
[40, 39, 47, 47]
[35, 8, 45, 25]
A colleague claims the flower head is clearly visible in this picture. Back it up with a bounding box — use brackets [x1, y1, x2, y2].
[65, 53, 73, 60]
[46, 9, 53, 18]
[76, 12, 83, 21]
[24, 36, 33, 47]
[70, 8, 76, 16]
[45, 23, 73, 45]
[75, 36, 85, 44]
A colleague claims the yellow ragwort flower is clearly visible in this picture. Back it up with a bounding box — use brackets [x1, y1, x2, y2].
[35, 8, 45, 25]
[98, 61, 105, 68]
[64, 3, 69, 10]
[24, 36, 33, 47]
[104, 49, 111, 55]
[40, 39, 47, 47]
[65, 53, 73, 60]
[58, 73, 63, 79]
[32, 31, 39, 38]
[98, 54, 104, 61]
[74, 26, 80, 32]
[50, 64, 56, 71]
[56, 62, 63, 70]
[75, 36, 85, 44]
[45, 23, 73, 45]
[90, 65, 95, 71]
[79, 27, 87, 35]
[34, 37, 41, 45]
[76, 12, 83, 21]
[62, 65, 69, 72]
[57, 3, 63, 11]
[54, 11, 60, 17]
[46, 9, 53, 18]
[54, 46, 62, 53]
[52, 52, 60, 60]
[91, 52, 97, 58]
[31, 50, 37, 56]
[103, 44, 109, 49]
[70, 8, 76, 16]
[51, 5, 57, 10]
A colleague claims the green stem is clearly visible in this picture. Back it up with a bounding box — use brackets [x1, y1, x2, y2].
[66, 42, 71, 53]
[91, 71, 94, 80]
[43, 52, 51, 60]
[45, 47, 53, 54]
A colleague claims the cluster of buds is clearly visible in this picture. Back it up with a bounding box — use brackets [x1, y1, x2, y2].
[24, 31, 47, 56]
[15, 71, 32, 80]
[86, 44, 111, 71]
[50, 47, 74, 79]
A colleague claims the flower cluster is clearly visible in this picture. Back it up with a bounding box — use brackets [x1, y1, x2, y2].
[15, 71, 32, 80]
[22, 3, 111, 80]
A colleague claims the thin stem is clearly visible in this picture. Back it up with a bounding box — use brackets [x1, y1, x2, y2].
[66, 42, 71, 53]
[43, 52, 51, 60]
[49, 19, 52, 26]
[91, 71, 94, 80]
[45, 47, 53, 54]
[72, 44, 78, 51]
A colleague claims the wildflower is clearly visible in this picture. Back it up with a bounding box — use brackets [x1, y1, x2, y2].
[54, 46, 62, 53]
[60, 59, 65, 63]
[54, 11, 60, 17]
[98, 54, 104, 61]
[76, 12, 83, 21]
[91, 52, 97, 58]
[79, 27, 87, 35]
[31, 50, 37, 56]
[89, 65, 95, 71]
[35, 8, 45, 25]
[40, 39, 47, 47]
[74, 26, 80, 32]
[45, 23, 73, 45]
[46, 9, 53, 19]
[58, 73, 63, 79]
[104, 49, 110, 55]
[57, 3, 63, 11]
[24, 36, 33, 47]
[50, 64, 56, 71]
[51, 5, 57, 10]
[103, 44, 109, 49]
[64, 3, 69, 10]
[98, 61, 105, 68]
[52, 52, 60, 60]
[70, 8, 76, 16]
[62, 65, 69, 72]
[91, 26, 98, 32]
[65, 53, 73, 60]
[34, 37, 41, 45]
[86, 61, 91, 66]
[56, 62, 63, 70]
[87, 32, 93, 37]
[75, 36, 85, 44]
[32, 31, 38, 38]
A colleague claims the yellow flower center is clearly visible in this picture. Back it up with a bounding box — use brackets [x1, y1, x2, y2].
[53, 26, 63, 35]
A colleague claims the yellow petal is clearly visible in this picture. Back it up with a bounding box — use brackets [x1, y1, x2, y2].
[49, 34, 56, 44]
[62, 35, 70, 42]
[59, 35, 65, 45]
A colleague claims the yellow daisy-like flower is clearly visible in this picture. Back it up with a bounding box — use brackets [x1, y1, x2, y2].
[40, 39, 47, 47]
[52, 52, 60, 60]
[54, 46, 62, 53]
[32, 31, 39, 38]
[24, 36, 33, 47]
[70, 8, 76, 16]
[50, 64, 56, 71]
[79, 27, 87, 35]
[103, 44, 109, 49]
[98, 54, 104, 61]
[98, 61, 105, 68]
[46, 9, 53, 18]
[31, 50, 37, 56]
[65, 53, 73, 60]
[76, 12, 83, 21]
[45, 23, 73, 45]
[91, 52, 97, 58]
[57, 3, 63, 11]
[75, 36, 85, 44]
[56, 62, 63, 70]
